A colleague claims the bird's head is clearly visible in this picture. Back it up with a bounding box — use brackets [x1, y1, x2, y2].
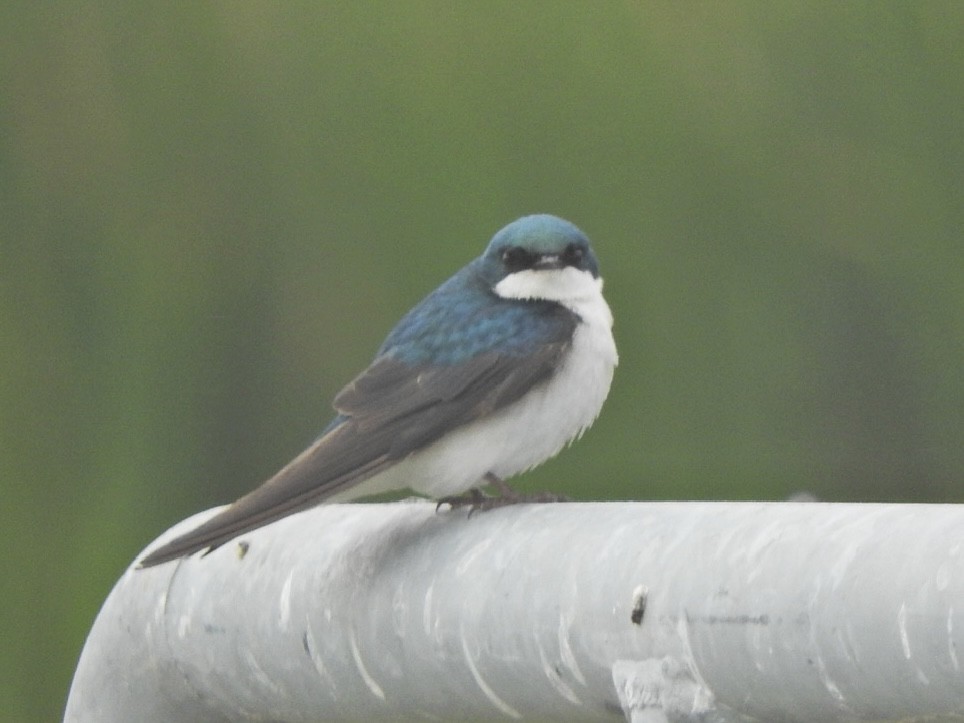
[479, 214, 602, 305]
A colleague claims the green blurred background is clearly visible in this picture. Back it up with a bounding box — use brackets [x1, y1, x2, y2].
[2, 2, 963, 719]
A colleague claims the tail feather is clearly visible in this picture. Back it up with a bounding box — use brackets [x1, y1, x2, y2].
[138, 437, 391, 567]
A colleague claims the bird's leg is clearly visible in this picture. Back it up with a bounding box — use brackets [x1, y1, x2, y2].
[435, 487, 486, 512]
[436, 472, 568, 514]
[482, 472, 570, 506]
[487, 473, 519, 499]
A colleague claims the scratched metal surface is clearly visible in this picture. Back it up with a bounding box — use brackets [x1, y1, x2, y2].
[67, 501, 964, 722]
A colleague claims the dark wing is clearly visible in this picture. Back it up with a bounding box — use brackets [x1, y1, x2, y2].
[138, 338, 572, 567]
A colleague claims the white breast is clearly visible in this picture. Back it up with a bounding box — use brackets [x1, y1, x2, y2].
[386, 268, 618, 498]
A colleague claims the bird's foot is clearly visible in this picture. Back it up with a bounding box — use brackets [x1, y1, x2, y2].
[436, 487, 488, 512]
[436, 473, 568, 515]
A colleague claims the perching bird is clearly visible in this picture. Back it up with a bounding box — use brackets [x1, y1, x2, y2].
[139, 214, 617, 567]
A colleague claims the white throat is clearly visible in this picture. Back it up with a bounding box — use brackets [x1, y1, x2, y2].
[494, 267, 613, 328]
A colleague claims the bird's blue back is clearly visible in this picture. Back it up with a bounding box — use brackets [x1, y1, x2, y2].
[377, 260, 576, 365]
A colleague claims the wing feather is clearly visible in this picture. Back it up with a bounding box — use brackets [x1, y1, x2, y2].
[139, 329, 574, 567]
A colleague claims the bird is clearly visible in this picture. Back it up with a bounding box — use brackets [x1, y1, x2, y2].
[139, 214, 618, 567]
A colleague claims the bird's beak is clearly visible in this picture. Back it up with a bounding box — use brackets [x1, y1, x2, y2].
[532, 253, 564, 270]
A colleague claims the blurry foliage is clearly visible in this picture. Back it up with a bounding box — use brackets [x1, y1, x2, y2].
[1, 2, 963, 720]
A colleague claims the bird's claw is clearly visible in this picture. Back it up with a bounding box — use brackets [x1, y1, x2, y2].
[436, 475, 568, 516]
[436, 488, 488, 512]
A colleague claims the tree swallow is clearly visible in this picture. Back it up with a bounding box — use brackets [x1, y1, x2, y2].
[139, 214, 618, 567]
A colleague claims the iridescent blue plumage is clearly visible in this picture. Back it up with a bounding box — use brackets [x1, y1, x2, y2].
[481, 214, 600, 280]
[377, 267, 575, 365]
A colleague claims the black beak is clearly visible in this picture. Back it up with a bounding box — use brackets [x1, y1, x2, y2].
[532, 253, 564, 270]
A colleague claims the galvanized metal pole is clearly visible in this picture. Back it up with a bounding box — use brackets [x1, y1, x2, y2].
[66, 501, 964, 722]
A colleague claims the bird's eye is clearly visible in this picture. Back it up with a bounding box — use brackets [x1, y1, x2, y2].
[562, 243, 585, 267]
[502, 247, 533, 272]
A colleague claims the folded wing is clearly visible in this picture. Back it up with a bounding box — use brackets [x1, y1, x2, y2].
[138, 332, 573, 567]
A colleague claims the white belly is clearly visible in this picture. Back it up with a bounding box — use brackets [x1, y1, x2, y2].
[408, 312, 616, 496]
